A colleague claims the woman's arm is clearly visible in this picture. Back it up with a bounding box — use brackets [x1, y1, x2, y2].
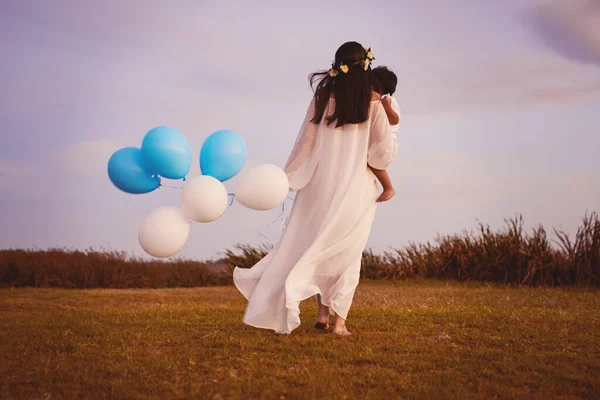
[284, 99, 317, 174]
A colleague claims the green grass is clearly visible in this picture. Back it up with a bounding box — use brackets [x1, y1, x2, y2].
[1, 281, 599, 399]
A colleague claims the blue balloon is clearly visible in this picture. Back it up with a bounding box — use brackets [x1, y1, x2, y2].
[107, 147, 160, 194]
[141, 126, 191, 180]
[200, 130, 247, 182]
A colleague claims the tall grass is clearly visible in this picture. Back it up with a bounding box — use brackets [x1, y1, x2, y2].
[1, 213, 598, 288]
[360, 213, 599, 286]
[221, 244, 271, 270]
[0, 249, 231, 289]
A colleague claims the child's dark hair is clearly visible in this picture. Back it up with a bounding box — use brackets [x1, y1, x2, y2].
[373, 66, 397, 96]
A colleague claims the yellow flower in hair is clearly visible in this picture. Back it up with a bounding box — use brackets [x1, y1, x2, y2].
[340, 64, 349, 73]
[366, 48, 374, 60]
[363, 58, 371, 71]
[329, 69, 339, 77]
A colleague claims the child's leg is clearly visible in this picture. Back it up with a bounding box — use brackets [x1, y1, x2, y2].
[370, 167, 392, 190]
[370, 167, 395, 202]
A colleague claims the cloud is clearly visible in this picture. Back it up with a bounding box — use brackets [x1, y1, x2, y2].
[390, 149, 599, 214]
[57, 140, 121, 177]
[400, 62, 600, 116]
[523, 80, 600, 104]
[2, 0, 599, 121]
[524, 0, 600, 67]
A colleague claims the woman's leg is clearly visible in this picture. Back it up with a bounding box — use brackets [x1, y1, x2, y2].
[332, 314, 351, 336]
[315, 294, 330, 327]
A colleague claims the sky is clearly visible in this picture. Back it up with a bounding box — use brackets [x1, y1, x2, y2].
[1, 0, 599, 260]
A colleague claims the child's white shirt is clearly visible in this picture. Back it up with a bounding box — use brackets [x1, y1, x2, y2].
[382, 94, 401, 133]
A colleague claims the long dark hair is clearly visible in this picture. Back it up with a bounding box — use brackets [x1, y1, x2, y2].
[309, 41, 379, 127]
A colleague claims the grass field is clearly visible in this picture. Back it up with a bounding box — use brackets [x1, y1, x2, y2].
[1, 281, 599, 399]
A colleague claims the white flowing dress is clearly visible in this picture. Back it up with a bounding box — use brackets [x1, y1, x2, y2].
[233, 97, 399, 334]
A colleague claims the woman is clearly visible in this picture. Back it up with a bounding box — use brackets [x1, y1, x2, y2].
[233, 41, 399, 336]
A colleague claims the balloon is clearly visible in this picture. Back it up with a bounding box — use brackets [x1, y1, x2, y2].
[200, 129, 247, 182]
[235, 164, 289, 210]
[181, 176, 229, 223]
[141, 126, 192, 180]
[107, 147, 160, 194]
[138, 206, 190, 258]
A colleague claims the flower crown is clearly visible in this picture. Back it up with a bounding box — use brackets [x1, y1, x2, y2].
[329, 48, 375, 77]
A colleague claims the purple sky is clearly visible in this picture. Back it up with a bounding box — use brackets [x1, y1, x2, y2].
[1, 0, 599, 260]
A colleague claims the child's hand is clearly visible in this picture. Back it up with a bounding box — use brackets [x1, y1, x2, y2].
[377, 187, 395, 203]
[381, 95, 392, 108]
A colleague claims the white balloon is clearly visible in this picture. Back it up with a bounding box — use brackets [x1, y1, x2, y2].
[235, 164, 289, 210]
[181, 176, 229, 222]
[138, 206, 190, 258]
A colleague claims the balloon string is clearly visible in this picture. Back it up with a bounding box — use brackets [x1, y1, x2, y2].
[164, 187, 293, 239]
[159, 184, 184, 190]
[153, 180, 293, 242]
[281, 213, 289, 231]
[255, 196, 293, 240]
[267, 202, 285, 227]
[254, 230, 269, 240]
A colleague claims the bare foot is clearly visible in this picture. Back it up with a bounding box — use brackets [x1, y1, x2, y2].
[332, 327, 352, 336]
[377, 187, 395, 203]
[316, 312, 329, 326]
[314, 313, 330, 330]
[332, 314, 351, 336]
[315, 322, 330, 330]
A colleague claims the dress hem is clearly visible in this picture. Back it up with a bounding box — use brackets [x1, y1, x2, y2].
[234, 267, 348, 334]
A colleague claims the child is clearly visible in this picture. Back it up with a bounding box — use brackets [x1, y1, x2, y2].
[371, 66, 400, 202]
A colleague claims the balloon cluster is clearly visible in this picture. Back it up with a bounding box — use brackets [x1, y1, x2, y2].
[107, 127, 290, 258]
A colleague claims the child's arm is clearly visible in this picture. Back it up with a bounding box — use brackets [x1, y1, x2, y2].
[370, 167, 396, 202]
[381, 96, 400, 125]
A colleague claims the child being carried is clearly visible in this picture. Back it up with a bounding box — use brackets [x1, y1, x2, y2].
[371, 66, 400, 202]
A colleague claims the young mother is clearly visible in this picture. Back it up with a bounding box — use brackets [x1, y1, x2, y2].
[234, 41, 398, 336]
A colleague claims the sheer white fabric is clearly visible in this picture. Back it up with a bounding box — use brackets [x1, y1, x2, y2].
[367, 99, 400, 170]
[381, 94, 401, 133]
[284, 99, 320, 191]
[233, 98, 398, 334]
[390, 96, 401, 133]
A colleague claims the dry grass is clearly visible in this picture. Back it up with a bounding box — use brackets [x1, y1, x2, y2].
[1, 213, 598, 289]
[1, 281, 599, 399]
[363, 213, 600, 286]
[0, 249, 231, 289]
